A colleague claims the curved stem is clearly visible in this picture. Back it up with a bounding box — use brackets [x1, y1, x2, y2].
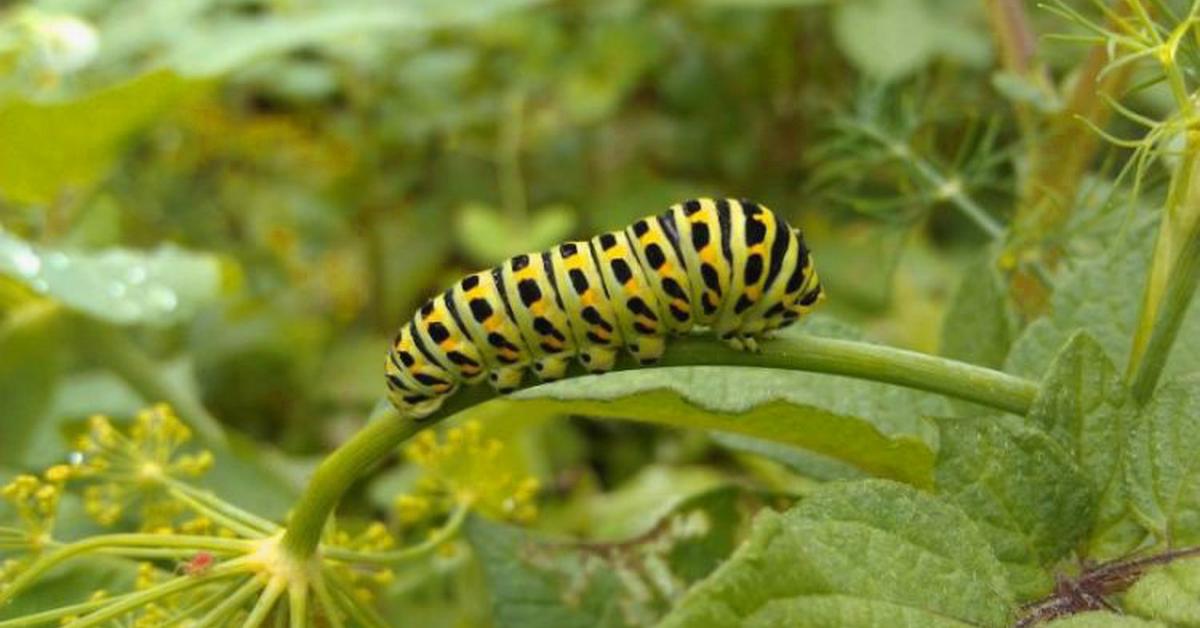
[323, 502, 470, 565]
[282, 334, 1038, 560]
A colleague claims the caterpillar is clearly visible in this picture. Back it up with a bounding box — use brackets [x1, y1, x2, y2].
[385, 198, 824, 418]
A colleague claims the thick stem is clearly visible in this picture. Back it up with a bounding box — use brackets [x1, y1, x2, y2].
[72, 316, 227, 446]
[281, 334, 1039, 559]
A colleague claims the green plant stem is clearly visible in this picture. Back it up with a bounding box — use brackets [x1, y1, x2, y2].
[167, 482, 279, 538]
[1130, 219, 1200, 402]
[323, 502, 470, 565]
[288, 581, 309, 628]
[0, 534, 255, 605]
[60, 558, 253, 628]
[72, 316, 227, 446]
[281, 334, 1038, 560]
[241, 576, 286, 628]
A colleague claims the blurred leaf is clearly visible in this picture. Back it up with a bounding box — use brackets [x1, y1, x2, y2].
[0, 300, 63, 466]
[0, 70, 200, 204]
[831, 0, 990, 82]
[1045, 614, 1167, 628]
[584, 465, 726, 539]
[167, 0, 549, 76]
[0, 231, 229, 327]
[21, 370, 144, 470]
[1125, 375, 1200, 547]
[832, 0, 938, 82]
[697, 0, 828, 6]
[940, 257, 1016, 369]
[456, 203, 576, 266]
[1027, 333, 1141, 559]
[709, 432, 867, 482]
[934, 416, 1095, 598]
[500, 320, 943, 486]
[467, 485, 770, 628]
[1122, 557, 1200, 626]
[658, 480, 1013, 627]
[1007, 221, 1200, 380]
[0, 556, 136, 620]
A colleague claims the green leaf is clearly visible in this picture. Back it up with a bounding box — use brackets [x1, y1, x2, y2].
[0, 556, 136, 620]
[467, 485, 769, 628]
[0, 71, 200, 205]
[1007, 221, 1200, 380]
[0, 301, 64, 466]
[455, 203, 577, 266]
[1044, 613, 1167, 627]
[0, 230, 228, 327]
[497, 320, 943, 486]
[1122, 557, 1200, 626]
[934, 416, 1095, 598]
[1027, 333, 1141, 559]
[832, 0, 939, 82]
[658, 480, 1013, 628]
[1125, 376, 1200, 546]
[710, 432, 867, 482]
[583, 465, 727, 539]
[940, 257, 1016, 370]
[166, 0, 549, 76]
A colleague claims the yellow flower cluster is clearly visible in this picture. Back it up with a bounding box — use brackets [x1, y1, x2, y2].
[73, 404, 214, 530]
[329, 521, 397, 602]
[395, 421, 540, 525]
[0, 465, 73, 584]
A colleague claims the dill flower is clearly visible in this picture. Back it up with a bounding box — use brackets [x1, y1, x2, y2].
[73, 403, 214, 530]
[395, 420, 541, 524]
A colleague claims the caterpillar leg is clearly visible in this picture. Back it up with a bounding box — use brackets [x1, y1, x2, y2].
[628, 335, 667, 365]
[579, 347, 619, 373]
[487, 366, 525, 394]
[533, 355, 572, 381]
[720, 333, 761, 353]
[387, 392, 448, 420]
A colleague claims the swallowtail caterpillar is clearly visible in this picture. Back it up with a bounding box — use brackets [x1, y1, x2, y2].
[386, 198, 824, 418]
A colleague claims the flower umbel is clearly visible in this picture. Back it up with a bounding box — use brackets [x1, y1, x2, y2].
[397, 420, 540, 524]
[74, 403, 214, 529]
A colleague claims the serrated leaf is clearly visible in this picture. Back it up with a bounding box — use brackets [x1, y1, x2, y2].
[1007, 222, 1200, 380]
[0, 301, 64, 466]
[658, 480, 1013, 628]
[0, 71, 199, 205]
[1125, 376, 1200, 546]
[1028, 333, 1142, 558]
[467, 486, 767, 628]
[934, 416, 1095, 598]
[499, 320, 943, 486]
[1122, 557, 1200, 626]
[0, 231, 227, 327]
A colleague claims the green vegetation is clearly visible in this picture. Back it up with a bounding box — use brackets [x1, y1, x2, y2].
[2, 0, 1200, 626]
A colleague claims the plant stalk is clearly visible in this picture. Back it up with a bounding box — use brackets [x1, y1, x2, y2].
[281, 334, 1039, 559]
[1129, 215, 1200, 402]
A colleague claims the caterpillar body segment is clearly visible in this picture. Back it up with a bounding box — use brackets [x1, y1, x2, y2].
[386, 198, 825, 418]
